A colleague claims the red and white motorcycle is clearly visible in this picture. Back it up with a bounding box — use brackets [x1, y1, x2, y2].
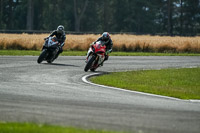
[84, 41, 107, 72]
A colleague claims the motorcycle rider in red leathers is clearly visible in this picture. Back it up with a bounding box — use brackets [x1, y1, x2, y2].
[93, 32, 113, 65]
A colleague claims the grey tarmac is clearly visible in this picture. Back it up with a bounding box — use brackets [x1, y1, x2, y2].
[0, 56, 200, 133]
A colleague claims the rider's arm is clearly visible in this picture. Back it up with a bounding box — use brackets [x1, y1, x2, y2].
[44, 31, 56, 40]
[109, 40, 113, 50]
[96, 37, 102, 41]
[49, 30, 57, 37]
[92, 37, 102, 44]
[106, 40, 113, 53]
[60, 33, 66, 47]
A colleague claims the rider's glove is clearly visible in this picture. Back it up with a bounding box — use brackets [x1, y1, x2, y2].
[60, 42, 65, 47]
[59, 45, 62, 50]
[106, 51, 109, 55]
[90, 42, 95, 46]
[57, 46, 62, 52]
[106, 49, 112, 55]
[44, 37, 49, 40]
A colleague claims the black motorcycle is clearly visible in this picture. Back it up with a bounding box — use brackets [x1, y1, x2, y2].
[37, 37, 60, 64]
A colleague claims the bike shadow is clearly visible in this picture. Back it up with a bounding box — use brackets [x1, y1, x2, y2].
[43, 63, 80, 67]
[89, 70, 110, 75]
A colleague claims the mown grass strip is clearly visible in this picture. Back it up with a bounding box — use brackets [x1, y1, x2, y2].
[0, 50, 200, 56]
[0, 122, 125, 133]
[90, 68, 200, 99]
[0, 50, 40, 56]
[0, 50, 87, 56]
[110, 52, 200, 56]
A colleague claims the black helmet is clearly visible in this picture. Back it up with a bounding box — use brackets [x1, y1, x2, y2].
[57, 25, 64, 34]
[102, 32, 110, 41]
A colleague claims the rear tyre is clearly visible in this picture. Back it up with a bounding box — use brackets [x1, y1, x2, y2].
[47, 60, 53, 64]
[37, 50, 47, 63]
[90, 68, 96, 72]
[84, 55, 96, 72]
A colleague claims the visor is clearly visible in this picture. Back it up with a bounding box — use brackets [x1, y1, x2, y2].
[57, 30, 63, 34]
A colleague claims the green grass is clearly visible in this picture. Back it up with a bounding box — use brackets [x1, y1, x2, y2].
[0, 50, 200, 56]
[90, 68, 200, 99]
[0, 50, 40, 56]
[0, 122, 125, 133]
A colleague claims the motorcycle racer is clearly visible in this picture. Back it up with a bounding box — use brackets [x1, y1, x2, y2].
[45, 25, 66, 59]
[93, 32, 113, 65]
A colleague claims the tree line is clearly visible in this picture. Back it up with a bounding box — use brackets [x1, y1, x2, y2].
[0, 0, 200, 36]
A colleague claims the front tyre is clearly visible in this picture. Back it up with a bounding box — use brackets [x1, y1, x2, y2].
[47, 60, 53, 64]
[90, 68, 96, 72]
[37, 49, 47, 63]
[84, 55, 96, 72]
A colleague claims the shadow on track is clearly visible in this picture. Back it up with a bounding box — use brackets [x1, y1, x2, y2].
[43, 63, 80, 67]
[86, 70, 109, 75]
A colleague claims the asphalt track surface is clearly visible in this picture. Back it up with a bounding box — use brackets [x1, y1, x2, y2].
[0, 56, 200, 133]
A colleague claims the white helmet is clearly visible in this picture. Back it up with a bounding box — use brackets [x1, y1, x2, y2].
[57, 25, 64, 34]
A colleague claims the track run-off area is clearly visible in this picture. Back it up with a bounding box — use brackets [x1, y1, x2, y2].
[0, 56, 200, 133]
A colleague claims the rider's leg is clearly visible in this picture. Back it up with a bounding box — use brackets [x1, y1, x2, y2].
[54, 47, 63, 59]
[100, 55, 109, 66]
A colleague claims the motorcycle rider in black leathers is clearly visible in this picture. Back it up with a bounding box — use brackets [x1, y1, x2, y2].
[44, 25, 66, 59]
[93, 32, 113, 65]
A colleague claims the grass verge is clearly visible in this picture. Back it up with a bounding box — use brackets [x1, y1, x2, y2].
[90, 68, 200, 99]
[0, 50, 200, 56]
[0, 122, 124, 133]
[0, 50, 87, 56]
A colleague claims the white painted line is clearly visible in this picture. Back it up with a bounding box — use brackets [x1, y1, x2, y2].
[82, 73, 200, 103]
[189, 100, 200, 103]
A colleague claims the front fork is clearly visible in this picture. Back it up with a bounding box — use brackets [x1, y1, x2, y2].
[86, 48, 93, 62]
[86, 48, 105, 67]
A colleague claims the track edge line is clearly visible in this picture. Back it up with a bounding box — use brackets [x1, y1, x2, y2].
[82, 73, 200, 103]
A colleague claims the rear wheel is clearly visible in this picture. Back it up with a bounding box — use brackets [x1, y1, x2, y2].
[90, 68, 96, 72]
[37, 50, 47, 63]
[84, 55, 96, 72]
[47, 60, 53, 64]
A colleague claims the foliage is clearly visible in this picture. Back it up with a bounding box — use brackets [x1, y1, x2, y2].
[1, 50, 200, 56]
[0, 0, 200, 36]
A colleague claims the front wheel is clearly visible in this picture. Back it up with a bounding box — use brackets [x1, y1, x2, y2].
[37, 50, 47, 63]
[84, 55, 96, 72]
[90, 68, 96, 72]
[47, 60, 53, 64]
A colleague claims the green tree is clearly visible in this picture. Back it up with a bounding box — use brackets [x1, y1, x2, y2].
[0, 0, 199, 35]
[27, 0, 34, 30]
